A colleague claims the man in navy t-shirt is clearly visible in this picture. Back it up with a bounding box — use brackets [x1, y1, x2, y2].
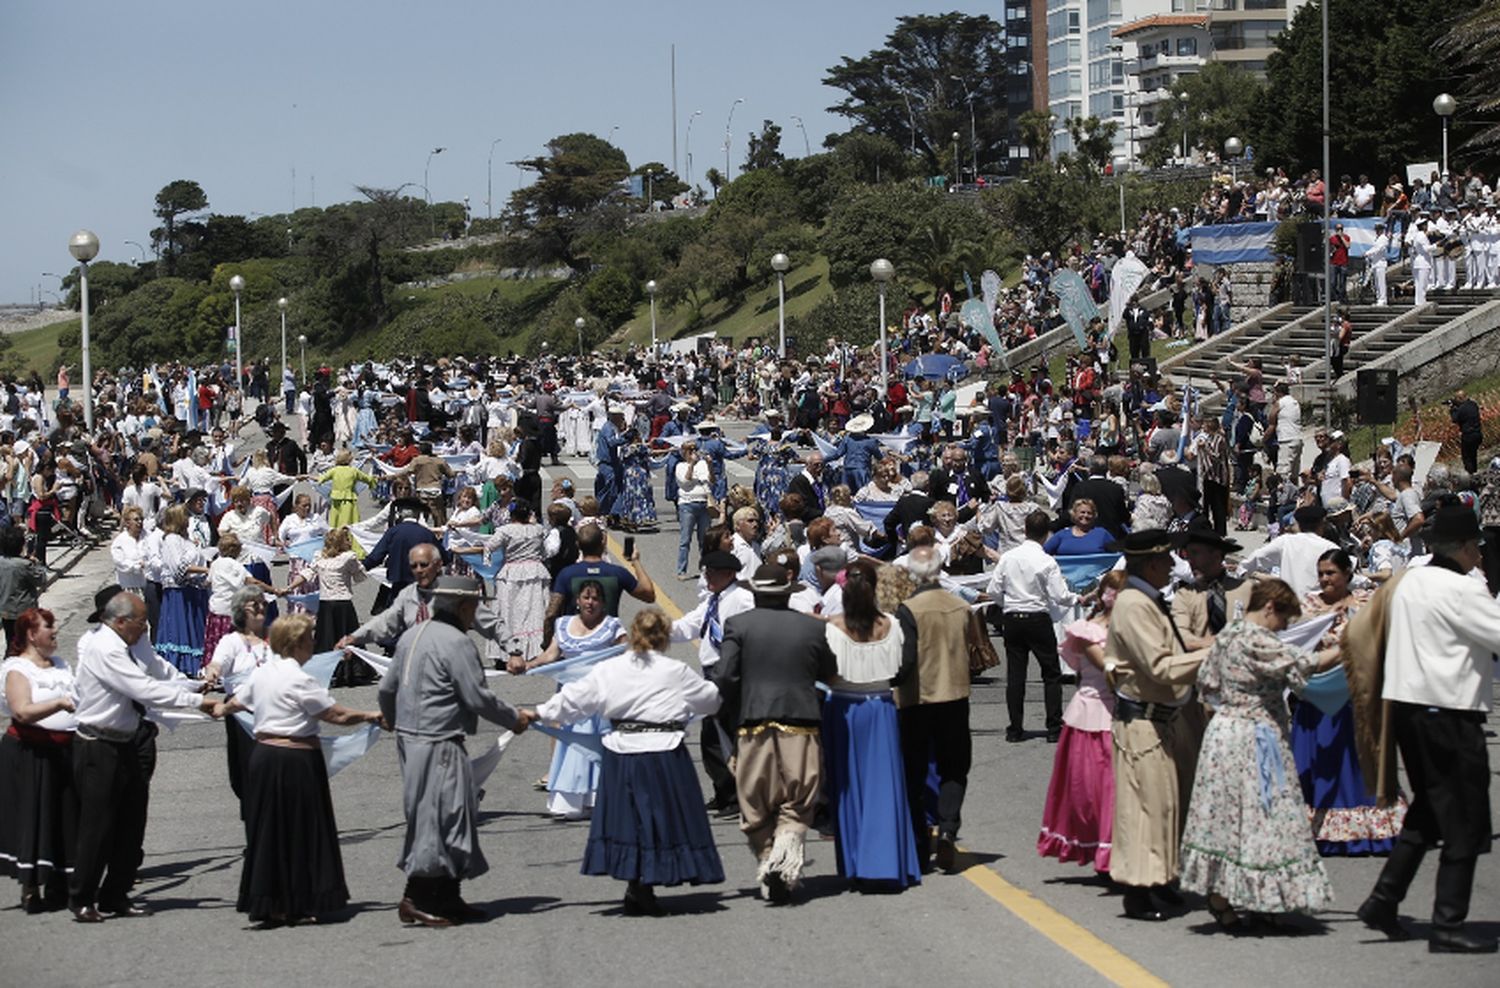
[546, 523, 656, 621]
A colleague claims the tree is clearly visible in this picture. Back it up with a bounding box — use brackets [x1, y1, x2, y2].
[630, 162, 688, 206]
[743, 120, 785, 173]
[1437, 3, 1500, 155]
[1066, 116, 1119, 174]
[824, 12, 1010, 175]
[658, 241, 737, 321]
[901, 200, 996, 299]
[506, 133, 631, 272]
[985, 163, 1103, 258]
[704, 167, 725, 198]
[1018, 110, 1054, 162]
[820, 183, 933, 288]
[1139, 63, 1266, 168]
[1256, 0, 1483, 176]
[151, 180, 209, 276]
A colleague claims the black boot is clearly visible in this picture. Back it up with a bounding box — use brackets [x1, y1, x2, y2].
[398, 877, 453, 928]
[1358, 834, 1425, 940]
[1430, 857, 1497, 953]
[443, 879, 485, 923]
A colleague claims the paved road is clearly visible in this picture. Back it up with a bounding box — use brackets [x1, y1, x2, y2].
[6, 424, 1498, 987]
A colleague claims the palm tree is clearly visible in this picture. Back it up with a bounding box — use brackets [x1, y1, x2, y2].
[1438, 4, 1500, 150]
[904, 212, 986, 300]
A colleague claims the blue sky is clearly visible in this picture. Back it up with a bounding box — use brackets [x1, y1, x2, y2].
[0, 0, 973, 304]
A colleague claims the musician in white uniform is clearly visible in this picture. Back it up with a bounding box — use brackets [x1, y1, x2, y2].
[1432, 209, 1456, 291]
[1369, 223, 1390, 307]
[1407, 217, 1434, 307]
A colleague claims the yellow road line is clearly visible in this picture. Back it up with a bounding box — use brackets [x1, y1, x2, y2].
[956, 851, 1169, 988]
[605, 533, 685, 621]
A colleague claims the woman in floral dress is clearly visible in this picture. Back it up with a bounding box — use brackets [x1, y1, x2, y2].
[613, 441, 657, 531]
[456, 502, 551, 661]
[751, 419, 800, 514]
[1290, 549, 1406, 854]
[1179, 579, 1343, 928]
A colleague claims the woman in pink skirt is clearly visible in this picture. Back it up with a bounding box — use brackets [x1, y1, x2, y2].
[1037, 570, 1126, 873]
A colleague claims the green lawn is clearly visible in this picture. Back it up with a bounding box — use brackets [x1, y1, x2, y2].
[5, 318, 75, 376]
[613, 255, 835, 347]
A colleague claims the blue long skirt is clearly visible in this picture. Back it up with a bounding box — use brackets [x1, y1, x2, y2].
[548, 713, 604, 817]
[158, 586, 209, 675]
[1291, 699, 1405, 855]
[822, 690, 922, 888]
[582, 745, 724, 886]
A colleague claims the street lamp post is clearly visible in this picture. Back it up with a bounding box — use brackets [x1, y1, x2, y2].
[951, 76, 978, 179]
[645, 280, 658, 354]
[1224, 136, 1243, 183]
[870, 259, 894, 395]
[952, 131, 961, 186]
[575, 316, 586, 359]
[771, 252, 790, 358]
[487, 138, 502, 219]
[685, 109, 702, 190]
[278, 297, 289, 404]
[789, 115, 811, 157]
[124, 240, 147, 263]
[724, 98, 744, 182]
[424, 146, 446, 237]
[68, 230, 100, 431]
[1434, 93, 1457, 178]
[229, 274, 245, 397]
[298, 334, 307, 384]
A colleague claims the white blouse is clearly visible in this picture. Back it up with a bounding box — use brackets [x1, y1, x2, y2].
[110, 531, 149, 589]
[236, 656, 334, 737]
[0, 655, 78, 732]
[279, 513, 329, 547]
[825, 619, 904, 692]
[535, 650, 720, 753]
[218, 507, 270, 544]
[160, 533, 207, 588]
[309, 551, 366, 600]
[208, 556, 251, 615]
[211, 633, 276, 696]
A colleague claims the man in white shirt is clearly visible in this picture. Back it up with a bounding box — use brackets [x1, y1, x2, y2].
[1368, 223, 1390, 306]
[1358, 507, 1500, 954]
[669, 550, 753, 815]
[70, 590, 218, 922]
[1268, 381, 1302, 481]
[1352, 174, 1377, 215]
[1318, 431, 1351, 508]
[1407, 217, 1434, 306]
[989, 509, 1079, 743]
[1236, 504, 1340, 598]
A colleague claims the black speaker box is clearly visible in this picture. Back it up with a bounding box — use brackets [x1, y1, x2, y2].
[1356, 368, 1397, 424]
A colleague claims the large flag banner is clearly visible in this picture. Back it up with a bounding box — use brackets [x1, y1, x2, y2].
[1108, 253, 1150, 333]
[1050, 269, 1099, 349]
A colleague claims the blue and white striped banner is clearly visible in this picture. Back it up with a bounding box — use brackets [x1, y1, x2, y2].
[1182, 221, 1279, 264]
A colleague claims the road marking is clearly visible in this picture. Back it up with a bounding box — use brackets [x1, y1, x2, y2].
[956, 852, 1168, 988]
[605, 532, 686, 621]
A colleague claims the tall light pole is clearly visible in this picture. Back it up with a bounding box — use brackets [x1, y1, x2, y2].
[870, 258, 894, 395]
[607, 124, 620, 145]
[575, 316, 586, 358]
[229, 274, 245, 396]
[278, 296, 289, 403]
[68, 230, 99, 431]
[685, 109, 702, 189]
[424, 146, 445, 237]
[1434, 93, 1457, 178]
[1321, 0, 1333, 429]
[789, 115, 811, 157]
[298, 334, 307, 384]
[771, 252, 790, 358]
[124, 240, 146, 263]
[951, 76, 978, 178]
[645, 280, 658, 354]
[1224, 136, 1243, 183]
[952, 132, 961, 186]
[486, 137, 502, 219]
[724, 98, 744, 181]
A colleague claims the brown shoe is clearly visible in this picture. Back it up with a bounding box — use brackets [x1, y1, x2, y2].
[398, 897, 453, 928]
[72, 906, 105, 924]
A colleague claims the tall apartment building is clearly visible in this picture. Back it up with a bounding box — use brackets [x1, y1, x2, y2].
[1206, 0, 1309, 74]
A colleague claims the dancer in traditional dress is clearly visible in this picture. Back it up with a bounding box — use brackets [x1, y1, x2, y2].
[318, 448, 377, 533]
[201, 586, 276, 808]
[456, 501, 550, 662]
[156, 505, 212, 675]
[528, 609, 724, 916]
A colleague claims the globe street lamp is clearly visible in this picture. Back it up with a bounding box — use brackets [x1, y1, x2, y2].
[278, 296, 289, 408]
[870, 258, 895, 394]
[425, 146, 446, 237]
[645, 280, 658, 354]
[770, 252, 790, 358]
[1434, 93, 1457, 178]
[68, 230, 100, 431]
[228, 274, 246, 397]
[952, 131, 961, 187]
[575, 316, 586, 358]
[685, 109, 702, 190]
[1224, 136, 1244, 183]
[486, 137, 502, 219]
[298, 334, 308, 384]
[724, 98, 744, 182]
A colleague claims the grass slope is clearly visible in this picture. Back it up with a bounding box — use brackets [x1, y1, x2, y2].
[613, 256, 834, 347]
[6, 318, 75, 377]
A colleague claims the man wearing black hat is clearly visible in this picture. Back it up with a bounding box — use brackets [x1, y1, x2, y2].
[380, 575, 533, 926]
[669, 550, 753, 815]
[1358, 507, 1500, 952]
[1105, 530, 1215, 921]
[265, 420, 306, 476]
[713, 562, 836, 903]
[1171, 523, 1253, 637]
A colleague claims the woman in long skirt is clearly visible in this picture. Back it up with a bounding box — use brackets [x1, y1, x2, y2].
[318, 449, 377, 533]
[216, 614, 383, 928]
[529, 609, 723, 916]
[201, 587, 276, 810]
[820, 560, 921, 889]
[157, 505, 212, 675]
[513, 581, 626, 819]
[1179, 580, 1342, 929]
[1038, 571, 1125, 873]
[456, 502, 550, 662]
[613, 442, 658, 531]
[0, 608, 77, 912]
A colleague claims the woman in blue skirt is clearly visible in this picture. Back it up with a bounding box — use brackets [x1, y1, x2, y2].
[821, 559, 921, 889]
[529, 609, 724, 917]
[156, 505, 211, 675]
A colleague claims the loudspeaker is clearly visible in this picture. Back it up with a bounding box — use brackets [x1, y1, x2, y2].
[1130, 356, 1158, 378]
[1296, 222, 1329, 274]
[1356, 369, 1397, 424]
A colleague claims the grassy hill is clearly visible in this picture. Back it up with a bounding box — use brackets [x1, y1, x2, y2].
[6, 318, 77, 377]
[613, 255, 835, 348]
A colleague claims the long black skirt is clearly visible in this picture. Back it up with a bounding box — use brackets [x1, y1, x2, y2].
[0, 731, 78, 894]
[237, 743, 349, 922]
[582, 745, 724, 887]
[314, 599, 361, 654]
